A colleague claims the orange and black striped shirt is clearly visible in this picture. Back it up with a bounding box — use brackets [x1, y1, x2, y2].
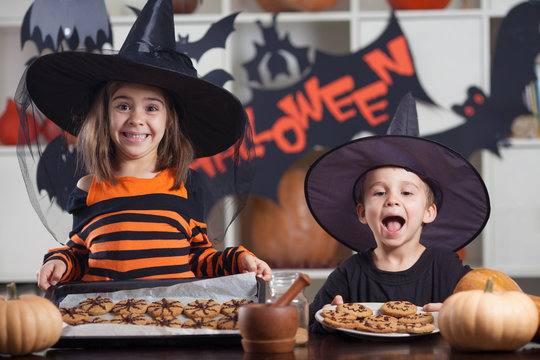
[44, 169, 252, 282]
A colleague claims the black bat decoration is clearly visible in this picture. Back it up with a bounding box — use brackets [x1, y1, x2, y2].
[21, 0, 112, 53]
[427, 1, 540, 159]
[176, 12, 239, 62]
[243, 15, 311, 85]
[37, 135, 86, 211]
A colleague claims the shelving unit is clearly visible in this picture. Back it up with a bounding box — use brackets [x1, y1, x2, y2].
[0, 0, 536, 282]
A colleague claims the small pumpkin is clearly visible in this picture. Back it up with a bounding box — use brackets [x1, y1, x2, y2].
[454, 268, 522, 293]
[439, 277, 539, 352]
[454, 268, 540, 343]
[0, 282, 63, 355]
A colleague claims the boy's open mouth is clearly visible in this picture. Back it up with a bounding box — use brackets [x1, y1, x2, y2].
[382, 216, 405, 232]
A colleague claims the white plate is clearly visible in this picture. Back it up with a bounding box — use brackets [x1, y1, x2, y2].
[315, 302, 439, 340]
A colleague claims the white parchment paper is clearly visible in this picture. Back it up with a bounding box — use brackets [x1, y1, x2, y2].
[58, 272, 259, 338]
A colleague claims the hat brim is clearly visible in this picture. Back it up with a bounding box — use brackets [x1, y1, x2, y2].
[304, 136, 490, 253]
[26, 52, 245, 158]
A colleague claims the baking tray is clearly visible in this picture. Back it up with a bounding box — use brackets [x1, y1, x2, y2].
[45, 274, 266, 348]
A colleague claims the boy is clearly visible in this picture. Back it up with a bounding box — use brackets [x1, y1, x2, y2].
[304, 93, 490, 332]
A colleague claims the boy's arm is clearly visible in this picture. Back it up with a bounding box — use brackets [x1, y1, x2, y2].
[309, 265, 351, 333]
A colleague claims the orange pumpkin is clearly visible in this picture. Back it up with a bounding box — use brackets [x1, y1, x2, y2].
[454, 268, 540, 343]
[0, 282, 63, 355]
[440, 277, 538, 351]
[256, 0, 339, 12]
[387, 0, 450, 10]
[0, 99, 40, 145]
[247, 150, 340, 268]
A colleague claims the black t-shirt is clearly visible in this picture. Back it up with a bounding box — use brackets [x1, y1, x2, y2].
[309, 247, 471, 332]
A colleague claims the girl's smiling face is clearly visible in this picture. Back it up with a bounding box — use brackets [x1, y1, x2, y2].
[108, 83, 168, 166]
[356, 166, 437, 249]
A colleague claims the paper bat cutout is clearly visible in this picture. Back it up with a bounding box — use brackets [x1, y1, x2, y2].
[427, 1, 540, 158]
[176, 12, 239, 62]
[20, 0, 112, 53]
[243, 15, 310, 84]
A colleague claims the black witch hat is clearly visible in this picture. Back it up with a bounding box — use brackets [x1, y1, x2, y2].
[25, 0, 245, 158]
[304, 93, 490, 252]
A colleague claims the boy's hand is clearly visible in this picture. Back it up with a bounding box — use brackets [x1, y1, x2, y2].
[320, 295, 344, 333]
[241, 254, 272, 281]
[422, 302, 442, 312]
[36, 260, 66, 291]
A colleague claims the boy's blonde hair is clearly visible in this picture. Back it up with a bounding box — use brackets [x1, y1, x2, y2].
[77, 81, 195, 189]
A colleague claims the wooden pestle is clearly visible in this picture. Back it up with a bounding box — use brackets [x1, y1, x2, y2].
[271, 273, 311, 308]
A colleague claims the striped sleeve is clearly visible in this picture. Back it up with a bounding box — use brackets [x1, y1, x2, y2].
[187, 218, 254, 277]
[43, 239, 89, 282]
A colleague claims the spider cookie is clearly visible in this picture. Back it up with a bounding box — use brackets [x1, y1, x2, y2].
[220, 299, 253, 315]
[380, 301, 417, 317]
[184, 299, 221, 319]
[60, 307, 89, 325]
[78, 296, 114, 315]
[72, 317, 110, 325]
[336, 303, 373, 318]
[217, 314, 239, 330]
[397, 322, 435, 334]
[183, 317, 218, 329]
[357, 317, 398, 333]
[112, 299, 148, 315]
[147, 298, 184, 318]
[111, 313, 147, 325]
[147, 317, 183, 328]
[398, 312, 434, 324]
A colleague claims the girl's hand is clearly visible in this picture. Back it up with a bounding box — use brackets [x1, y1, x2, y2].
[422, 302, 442, 312]
[241, 254, 272, 281]
[36, 260, 66, 291]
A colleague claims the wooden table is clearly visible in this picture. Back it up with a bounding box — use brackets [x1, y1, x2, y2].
[27, 332, 540, 360]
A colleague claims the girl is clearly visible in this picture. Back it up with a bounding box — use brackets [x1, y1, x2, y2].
[17, 0, 271, 290]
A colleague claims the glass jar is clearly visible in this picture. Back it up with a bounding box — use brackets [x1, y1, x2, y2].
[267, 271, 309, 345]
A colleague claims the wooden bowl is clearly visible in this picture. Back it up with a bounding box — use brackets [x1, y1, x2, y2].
[241, 338, 296, 353]
[238, 303, 298, 348]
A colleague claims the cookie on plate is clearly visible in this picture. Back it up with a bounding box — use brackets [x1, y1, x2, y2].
[147, 316, 183, 328]
[366, 314, 399, 325]
[183, 317, 218, 329]
[398, 312, 434, 324]
[220, 299, 253, 315]
[184, 299, 221, 319]
[112, 299, 148, 315]
[380, 301, 417, 317]
[336, 303, 373, 318]
[147, 298, 184, 318]
[323, 315, 361, 329]
[320, 309, 356, 320]
[110, 313, 147, 325]
[217, 314, 239, 330]
[357, 317, 398, 333]
[60, 307, 89, 325]
[397, 322, 435, 334]
[78, 296, 114, 315]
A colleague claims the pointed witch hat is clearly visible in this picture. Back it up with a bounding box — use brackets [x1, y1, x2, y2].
[304, 93, 490, 252]
[24, 0, 245, 158]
